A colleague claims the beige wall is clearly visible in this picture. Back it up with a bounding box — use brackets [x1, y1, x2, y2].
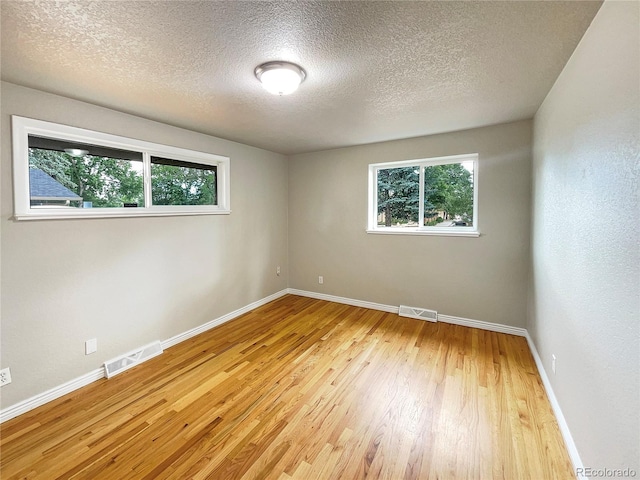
[531, 0, 639, 473]
[0, 82, 289, 407]
[288, 120, 532, 327]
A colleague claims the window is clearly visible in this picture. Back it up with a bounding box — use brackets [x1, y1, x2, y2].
[150, 156, 217, 206]
[368, 153, 479, 237]
[12, 116, 230, 220]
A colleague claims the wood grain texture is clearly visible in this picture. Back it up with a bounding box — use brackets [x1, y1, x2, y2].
[0, 295, 575, 479]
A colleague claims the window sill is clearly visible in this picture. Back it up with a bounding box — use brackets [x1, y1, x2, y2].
[14, 208, 231, 221]
[366, 228, 480, 238]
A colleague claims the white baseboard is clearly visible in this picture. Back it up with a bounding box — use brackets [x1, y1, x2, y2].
[0, 289, 289, 424]
[0, 368, 105, 423]
[288, 289, 527, 337]
[525, 332, 585, 479]
[437, 314, 527, 337]
[287, 288, 399, 313]
[162, 289, 289, 349]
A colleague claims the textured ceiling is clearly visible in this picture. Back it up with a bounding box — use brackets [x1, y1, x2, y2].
[1, 1, 602, 155]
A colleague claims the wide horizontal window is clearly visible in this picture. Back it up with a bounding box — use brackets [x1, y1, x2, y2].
[12, 116, 230, 220]
[368, 153, 479, 237]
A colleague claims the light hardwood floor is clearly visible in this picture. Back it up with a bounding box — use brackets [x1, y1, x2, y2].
[0, 295, 575, 479]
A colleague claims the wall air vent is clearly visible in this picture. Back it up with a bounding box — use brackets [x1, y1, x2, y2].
[104, 341, 163, 379]
[398, 305, 438, 322]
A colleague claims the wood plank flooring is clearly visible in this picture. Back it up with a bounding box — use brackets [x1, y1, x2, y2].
[0, 295, 575, 479]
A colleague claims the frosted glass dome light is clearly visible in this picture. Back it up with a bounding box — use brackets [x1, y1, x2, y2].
[255, 61, 306, 96]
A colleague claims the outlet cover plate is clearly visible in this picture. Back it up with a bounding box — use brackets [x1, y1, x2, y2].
[0, 367, 12, 386]
[86, 338, 98, 355]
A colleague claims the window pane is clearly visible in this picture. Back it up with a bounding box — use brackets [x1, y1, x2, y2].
[423, 162, 474, 227]
[377, 166, 419, 227]
[151, 156, 217, 206]
[28, 141, 144, 209]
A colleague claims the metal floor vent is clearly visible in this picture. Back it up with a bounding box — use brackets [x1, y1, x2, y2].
[399, 305, 438, 322]
[104, 341, 163, 379]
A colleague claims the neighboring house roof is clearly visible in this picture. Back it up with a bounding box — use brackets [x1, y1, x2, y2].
[29, 169, 82, 201]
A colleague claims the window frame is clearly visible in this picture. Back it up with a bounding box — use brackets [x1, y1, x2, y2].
[367, 153, 479, 237]
[12, 116, 231, 220]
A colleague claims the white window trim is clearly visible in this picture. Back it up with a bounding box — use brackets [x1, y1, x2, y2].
[12, 116, 231, 221]
[367, 153, 479, 237]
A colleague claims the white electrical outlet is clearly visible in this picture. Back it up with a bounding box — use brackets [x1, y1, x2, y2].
[86, 338, 98, 355]
[276, 266, 281, 276]
[0, 367, 12, 386]
[318, 276, 324, 284]
[551, 354, 557, 374]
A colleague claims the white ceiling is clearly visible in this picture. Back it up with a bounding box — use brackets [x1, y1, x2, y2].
[1, 1, 601, 155]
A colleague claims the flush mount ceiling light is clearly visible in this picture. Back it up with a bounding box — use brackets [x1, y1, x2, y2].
[254, 61, 306, 96]
[64, 148, 89, 157]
